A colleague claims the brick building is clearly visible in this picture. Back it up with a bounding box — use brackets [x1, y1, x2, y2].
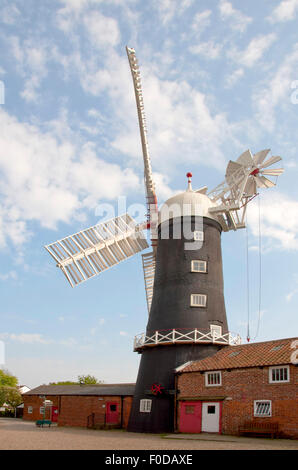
[23, 383, 135, 429]
[176, 337, 298, 439]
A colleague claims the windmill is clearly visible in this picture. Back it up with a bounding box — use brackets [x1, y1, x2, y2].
[44, 47, 284, 433]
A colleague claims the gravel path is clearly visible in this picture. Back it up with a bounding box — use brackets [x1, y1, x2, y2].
[1, 418, 297, 450]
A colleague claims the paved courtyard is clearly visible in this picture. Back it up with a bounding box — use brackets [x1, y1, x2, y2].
[0, 418, 297, 450]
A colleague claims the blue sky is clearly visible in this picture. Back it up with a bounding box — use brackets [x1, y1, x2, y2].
[0, 0, 298, 388]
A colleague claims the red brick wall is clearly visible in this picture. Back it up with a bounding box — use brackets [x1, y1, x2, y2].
[177, 365, 298, 438]
[23, 395, 59, 422]
[23, 394, 133, 429]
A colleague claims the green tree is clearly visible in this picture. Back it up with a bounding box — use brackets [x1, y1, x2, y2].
[49, 381, 78, 385]
[49, 375, 103, 385]
[77, 375, 103, 385]
[5, 387, 22, 409]
[0, 369, 18, 387]
[0, 387, 7, 407]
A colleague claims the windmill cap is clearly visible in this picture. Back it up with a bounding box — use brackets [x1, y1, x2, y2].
[159, 189, 219, 225]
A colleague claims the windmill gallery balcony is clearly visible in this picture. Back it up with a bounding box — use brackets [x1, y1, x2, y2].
[133, 328, 241, 352]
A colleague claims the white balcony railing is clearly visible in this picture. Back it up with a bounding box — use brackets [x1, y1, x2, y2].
[133, 328, 241, 351]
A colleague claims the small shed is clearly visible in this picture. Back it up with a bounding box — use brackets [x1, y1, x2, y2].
[23, 383, 135, 428]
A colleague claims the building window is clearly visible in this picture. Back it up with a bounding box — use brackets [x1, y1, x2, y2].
[191, 294, 207, 307]
[210, 325, 222, 338]
[205, 371, 222, 387]
[191, 260, 207, 273]
[254, 400, 272, 417]
[140, 399, 152, 413]
[39, 406, 45, 415]
[28, 406, 33, 414]
[269, 366, 289, 383]
[193, 231, 204, 242]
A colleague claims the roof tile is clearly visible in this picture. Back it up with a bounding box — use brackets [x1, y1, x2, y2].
[179, 337, 298, 373]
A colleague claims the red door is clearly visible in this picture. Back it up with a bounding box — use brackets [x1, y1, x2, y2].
[51, 407, 59, 422]
[179, 401, 202, 433]
[106, 402, 119, 424]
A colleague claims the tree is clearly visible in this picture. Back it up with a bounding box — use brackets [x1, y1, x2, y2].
[49, 381, 78, 386]
[0, 369, 18, 387]
[77, 375, 103, 385]
[49, 375, 103, 385]
[5, 387, 22, 409]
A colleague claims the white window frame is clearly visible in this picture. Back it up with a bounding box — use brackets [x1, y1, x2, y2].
[205, 371, 222, 387]
[269, 366, 290, 383]
[39, 406, 45, 415]
[254, 400, 272, 417]
[140, 399, 152, 413]
[191, 260, 207, 273]
[190, 294, 207, 307]
[193, 231, 204, 242]
[28, 406, 33, 414]
[210, 324, 222, 338]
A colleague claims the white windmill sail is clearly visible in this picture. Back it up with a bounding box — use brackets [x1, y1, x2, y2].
[126, 46, 158, 251]
[207, 149, 284, 231]
[45, 214, 149, 287]
[126, 46, 159, 313]
[142, 251, 156, 314]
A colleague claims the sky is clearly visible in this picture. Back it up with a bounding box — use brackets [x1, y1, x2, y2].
[0, 0, 298, 388]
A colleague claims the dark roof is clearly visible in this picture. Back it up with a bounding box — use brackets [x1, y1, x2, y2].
[24, 383, 135, 396]
[179, 337, 298, 373]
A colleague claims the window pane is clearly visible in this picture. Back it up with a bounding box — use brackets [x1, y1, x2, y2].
[271, 367, 289, 382]
[255, 401, 271, 416]
[208, 406, 216, 414]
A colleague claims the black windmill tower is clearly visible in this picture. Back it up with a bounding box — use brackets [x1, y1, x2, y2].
[45, 47, 284, 434]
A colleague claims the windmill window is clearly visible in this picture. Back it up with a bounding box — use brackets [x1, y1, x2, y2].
[140, 399, 152, 413]
[191, 294, 207, 307]
[269, 366, 289, 383]
[254, 400, 272, 417]
[205, 371, 222, 387]
[193, 231, 204, 242]
[191, 260, 207, 273]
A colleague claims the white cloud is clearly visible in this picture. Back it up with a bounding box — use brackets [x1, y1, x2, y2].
[253, 43, 298, 131]
[0, 333, 52, 344]
[247, 191, 298, 252]
[112, 67, 238, 173]
[267, 0, 298, 23]
[191, 10, 212, 33]
[59, 338, 78, 346]
[0, 270, 18, 281]
[83, 11, 120, 48]
[219, 0, 252, 32]
[153, 0, 193, 25]
[228, 34, 276, 68]
[0, 3, 20, 25]
[286, 274, 298, 301]
[189, 41, 222, 59]
[224, 68, 244, 88]
[0, 108, 141, 249]
[9, 36, 48, 102]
